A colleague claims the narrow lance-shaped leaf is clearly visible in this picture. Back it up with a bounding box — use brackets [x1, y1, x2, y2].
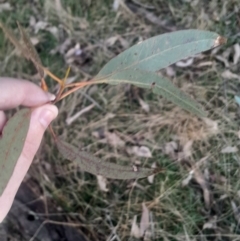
[0, 21, 23, 53]
[0, 21, 45, 78]
[94, 68, 206, 117]
[17, 22, 45, 78]
[56, 138, 161, 179]
[0, 108, 31, 196]
[96, 29, 226, 79]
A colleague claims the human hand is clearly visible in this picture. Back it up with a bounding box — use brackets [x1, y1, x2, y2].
[0, 77, 58, 222]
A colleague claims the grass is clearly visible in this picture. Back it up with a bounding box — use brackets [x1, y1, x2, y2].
[1, 0, 240, 240]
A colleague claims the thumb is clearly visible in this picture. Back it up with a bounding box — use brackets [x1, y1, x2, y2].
[0, 104, 58, 223]
[22, 104, 58, 161]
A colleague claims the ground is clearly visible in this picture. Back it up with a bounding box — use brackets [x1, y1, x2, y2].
[0, 0, 240, 240]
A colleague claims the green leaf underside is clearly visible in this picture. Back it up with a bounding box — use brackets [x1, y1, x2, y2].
[0, 108, 31, 196]
[235, 96, 240, 106]
[96, 30, 220, 79]
[98, 69, 206, 117]
[56, 139, 160, 179]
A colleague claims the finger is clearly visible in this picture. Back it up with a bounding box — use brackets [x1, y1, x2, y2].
[0, 104, 58, 222]
[0, 77, 55, 110]
[0, 111, 7, 131]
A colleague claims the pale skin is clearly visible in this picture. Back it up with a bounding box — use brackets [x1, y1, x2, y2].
[0, 77, 58, 222]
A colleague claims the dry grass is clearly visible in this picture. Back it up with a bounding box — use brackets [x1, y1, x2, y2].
[1, 0, 240, 240]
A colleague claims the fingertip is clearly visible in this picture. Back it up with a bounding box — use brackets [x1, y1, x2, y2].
[38, 105, 58, 129]
[45, 92, 56, 102]
[31, 104, 58, 130]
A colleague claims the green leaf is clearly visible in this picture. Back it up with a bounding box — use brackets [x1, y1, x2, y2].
[56, 139, 161, 179]
[96, 29, 226, 79]
[94, 69, 206, 117]
[0, 108, 31, 196]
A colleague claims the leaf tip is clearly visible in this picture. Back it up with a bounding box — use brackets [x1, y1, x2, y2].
[213, 36, 227, 47]
[152, 167, 164, 175]
[199, 109, 208, 118]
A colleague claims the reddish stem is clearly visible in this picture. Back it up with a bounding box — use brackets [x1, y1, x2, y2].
[48, 124, 57, 140]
